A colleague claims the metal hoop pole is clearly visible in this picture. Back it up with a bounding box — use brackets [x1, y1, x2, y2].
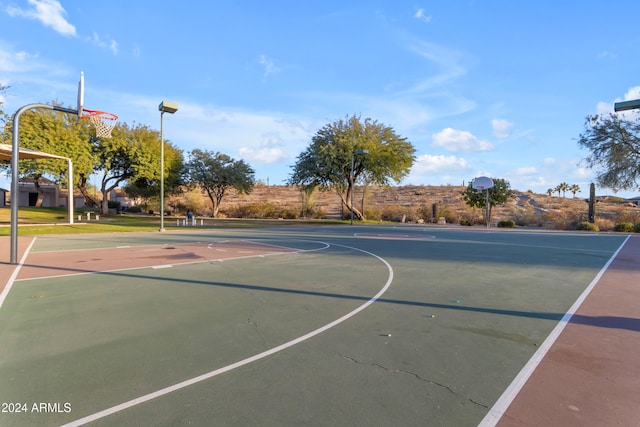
[10, 103, 77, 263]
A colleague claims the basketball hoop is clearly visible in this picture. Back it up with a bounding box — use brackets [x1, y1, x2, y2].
[82, 109, 118, 138]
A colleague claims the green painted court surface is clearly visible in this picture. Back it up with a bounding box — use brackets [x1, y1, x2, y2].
[0, 226, 627, 426]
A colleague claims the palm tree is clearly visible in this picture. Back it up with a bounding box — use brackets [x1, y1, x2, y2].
[554, 184, 562, 197]
[569, 184, 581, 198]
[557, 182, 570, 198]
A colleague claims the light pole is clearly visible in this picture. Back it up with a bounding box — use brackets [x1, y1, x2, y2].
[350, 149, 368, 225]
[158, 101, 178, 231]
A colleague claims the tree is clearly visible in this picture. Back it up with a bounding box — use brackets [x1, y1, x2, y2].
[577, 113, 640, 192]
[185, 149, 255, 217]
[121, 132, 184, 210]
[569, 184, 581, 198]
[555, 182, 569, 198]
[1, 106, 95, 206]
[288, 114, 415, 220]
[546, 188, 554, 196]
[91, 122, 184, 215]
[1, 104, 184, 214]
[461, 178, 513, 224]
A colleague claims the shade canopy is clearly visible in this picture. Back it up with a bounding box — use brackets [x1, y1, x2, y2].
[0, 143, 69, 161]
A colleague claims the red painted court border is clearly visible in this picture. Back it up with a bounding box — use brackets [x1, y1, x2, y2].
[481, 235, 640, 427]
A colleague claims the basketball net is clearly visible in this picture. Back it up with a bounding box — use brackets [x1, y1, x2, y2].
[82, 109, 118, 138]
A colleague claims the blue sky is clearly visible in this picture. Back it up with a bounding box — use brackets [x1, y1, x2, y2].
[1, 0, 640, 197]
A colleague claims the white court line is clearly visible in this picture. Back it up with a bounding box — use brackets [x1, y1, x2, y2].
[60, 241, 394, 426]
[478, 235, 631, 426]
[0, 237, 37, 310]
[14, 242, 328, 283]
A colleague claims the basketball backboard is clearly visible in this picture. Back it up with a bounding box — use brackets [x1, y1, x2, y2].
[77, 71, 84, 118]
[472, 176, 494, 191]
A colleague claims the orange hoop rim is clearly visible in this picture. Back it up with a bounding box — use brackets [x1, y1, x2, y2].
[81, 108, 118, 120]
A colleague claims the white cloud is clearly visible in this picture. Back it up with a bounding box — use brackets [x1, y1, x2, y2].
[88, 32, 118, 55]
[414, 8, 432, 23]
[574, 167, 592, 178]
[259, 54, 280, 77]
[515, 166, 537, 175]
[0, 46, 36, 72]
[402, 40, 468, 94]
[109, 39, 118, 55]
[623, 86, 640, 100]
[597, 50, 617, 60]
[412, 154, 470, 173]
[239, 146, 289, 164]
[431, 127, 493, 152]
[401, 154, 471, 185]
[6, 0, 76, 37]
[239, 133, 289, 164]
[596, 101, 612, 115]
[491, 118, 513, 139]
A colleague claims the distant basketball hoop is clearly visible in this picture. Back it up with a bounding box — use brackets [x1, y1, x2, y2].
[472, 176, 494, 228]
[472, 176, 494, 191]
[82, 109, 118, 138]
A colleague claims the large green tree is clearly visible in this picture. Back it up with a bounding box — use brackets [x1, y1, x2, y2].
[1, 106, 183, 214]
[185, 149, 255, 217]
[110, 124, 183, 213]
[288, 115, 415, 220]
[1, 106, 95, 206]
[577, 113, 640, 192]
[461, 178, 513, 224]
[93, 122, 183, 215]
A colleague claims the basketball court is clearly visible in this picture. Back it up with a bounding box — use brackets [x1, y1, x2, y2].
[1, 225, 638, 426]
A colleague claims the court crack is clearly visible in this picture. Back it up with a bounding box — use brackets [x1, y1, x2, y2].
[341, 355, 488, 409]
[247, 317, 268, 347]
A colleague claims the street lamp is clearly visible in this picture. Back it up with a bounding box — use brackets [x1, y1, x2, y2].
[614, 99, 640, 112]
[159, 101, 178, 231]
[350, 149, 369, 225]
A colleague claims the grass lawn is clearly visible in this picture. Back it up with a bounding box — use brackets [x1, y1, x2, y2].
[0, 207, 348, 236]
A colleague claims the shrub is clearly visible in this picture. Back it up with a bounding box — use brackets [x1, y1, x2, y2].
[614, 222, 634, 232]
[313, 208, 326, 219]
[594, 218, 615, 231]
[436, 206, 459, 225]
[416, 204, 433, 222]
[108, 201, 121, 209]
[381, 205, 415, 222]
[616, 212, 640, 224]
[459, 219, 473, 226]
[576, 221, 599, 231]
[634, 223, 640, 233]
[544, 210, 582, 230]
[364, 207, 382, 221]
[497, 219, 516, 228]
[511, 206, 543, 226]
[279, 208, 300, 219]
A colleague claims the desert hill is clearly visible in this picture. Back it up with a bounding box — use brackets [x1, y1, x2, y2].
[216, 185, 640, 230]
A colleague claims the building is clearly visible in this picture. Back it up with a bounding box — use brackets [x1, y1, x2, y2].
[15, 178, 60, 207]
